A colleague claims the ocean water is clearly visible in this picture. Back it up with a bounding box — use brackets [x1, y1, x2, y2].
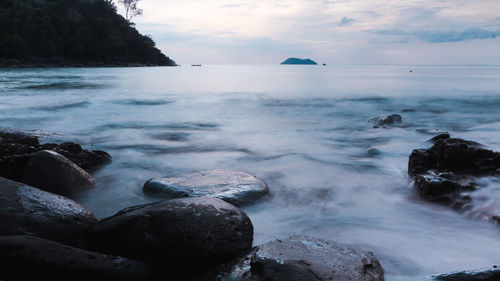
[1, 65, 500, 280]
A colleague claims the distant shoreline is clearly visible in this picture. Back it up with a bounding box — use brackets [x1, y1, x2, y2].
[0, 59, 178, 69]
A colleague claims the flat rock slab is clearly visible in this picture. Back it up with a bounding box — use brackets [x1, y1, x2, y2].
[143, 170, 269, 206]
[219, 235, 385, 281]
[90, 197, 253, 277]
[0, 235, 153, 281]
[22, 150, 96, 196]
[0, 176, 97, 247]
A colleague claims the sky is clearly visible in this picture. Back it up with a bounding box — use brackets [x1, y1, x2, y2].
[119, 0, 500, 65]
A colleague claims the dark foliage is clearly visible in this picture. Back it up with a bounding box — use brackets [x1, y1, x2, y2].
[0, 0, 176, 66]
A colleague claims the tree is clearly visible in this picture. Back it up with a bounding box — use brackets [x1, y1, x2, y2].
[118, 0, 143, 22]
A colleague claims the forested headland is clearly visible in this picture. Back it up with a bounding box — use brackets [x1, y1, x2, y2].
[0, 0, 176, 67]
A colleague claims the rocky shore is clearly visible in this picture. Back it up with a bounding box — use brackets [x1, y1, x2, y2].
[2, 124, 500, 280]
[0, 128, 386, 280]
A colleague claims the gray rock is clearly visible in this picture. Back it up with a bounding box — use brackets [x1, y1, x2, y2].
[22, 150, 96, 196]
[0, 177, 97, 247]
[434, 266, 500, 281]
[143, 170, 269, 206]
[90, 197, 253, 277]
[370, 114, 402, 127]
[0, 235, 153, 281]
[219, 235, 385, 281]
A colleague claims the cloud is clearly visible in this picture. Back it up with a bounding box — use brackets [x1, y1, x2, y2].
[375, 28, 499, 43]
[339, 17, 355, 27]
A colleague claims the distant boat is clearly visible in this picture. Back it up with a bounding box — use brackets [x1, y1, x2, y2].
[322, 63, 327, 66]
[191, 64, 202, 67]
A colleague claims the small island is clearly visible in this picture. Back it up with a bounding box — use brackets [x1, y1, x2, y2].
[0, 0, 176, 67]
[280, 57, 318, 65]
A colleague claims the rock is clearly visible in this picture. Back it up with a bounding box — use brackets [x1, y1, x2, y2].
[413, 173, 476, 204]
[434, 266, 500, 281]
[0, 128, 111, 184]
[408, 138, 500, 177]
[0, 235, 153, 281]
[41, 142, 112, 172]
[428, 133, 451, 143]
[0, 177, 97, 247]
[22, 150, 96, 196]
[218, 235, 384, 281]
[370, 114, 402, 127]
[90, 197, 253, 277]
[143, 170, 269, 206]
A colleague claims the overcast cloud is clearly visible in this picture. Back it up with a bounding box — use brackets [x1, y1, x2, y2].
[123, 0, 500, 65]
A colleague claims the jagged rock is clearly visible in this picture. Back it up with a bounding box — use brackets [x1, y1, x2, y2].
[0, 235, 153, 281]
[434, 266, 500, 281]
[0, 177, 97, 247]
[143, 170, 269, 206]
[414, 172, 477, 204]
[22, 150, 96, 196]
[218, 235, 384, 281]
[90, 197, 253, 277]
[408, 138, 500, 177]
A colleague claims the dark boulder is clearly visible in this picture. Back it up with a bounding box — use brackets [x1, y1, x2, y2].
[143, 170, 269, 207]
[41, 142, 111, 172]
[434, 266, 500, 281]
[22, 150, 96, 196]
[0, 177, 97, 247]
[218, 235, 384, 281]
[428, 133, 451, 143]
[414, 173, 477, 204]
[370, 114, 402, 127]
[0, 235, 153, 281]
[408, 138, 500, 177]
[90, 197, 253, 277]
[0, 129, 111, 184]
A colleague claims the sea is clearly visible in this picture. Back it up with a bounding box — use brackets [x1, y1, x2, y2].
[1, 65, 500, 280]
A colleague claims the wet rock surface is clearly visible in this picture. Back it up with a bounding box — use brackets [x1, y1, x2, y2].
[22, 150, 96, 196]
[0, 129, 111, 183]
[0, 235, 153, 281]
[409, 135, 500, 222]
[409, 137, 499, 177]
[0, 177, 97, 247]
[143, 170, 269, 206]
[433, 266, 500, 281]
[90, 197, 253, 277]
[218, 235, 384, 281]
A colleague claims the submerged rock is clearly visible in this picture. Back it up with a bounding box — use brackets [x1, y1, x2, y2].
[90, 197, 253, 277]
[22, 150, 96, 196]
[370, 114, 402, 127]
[0, 235, 153, 281]
[434, 266, 500, 281]
[218, 235, 384, 281]
[0, 177, 97, 247]
[143, 170, 269, 206]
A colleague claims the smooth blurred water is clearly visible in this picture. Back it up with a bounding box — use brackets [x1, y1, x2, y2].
[1, 65, 500, 280]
